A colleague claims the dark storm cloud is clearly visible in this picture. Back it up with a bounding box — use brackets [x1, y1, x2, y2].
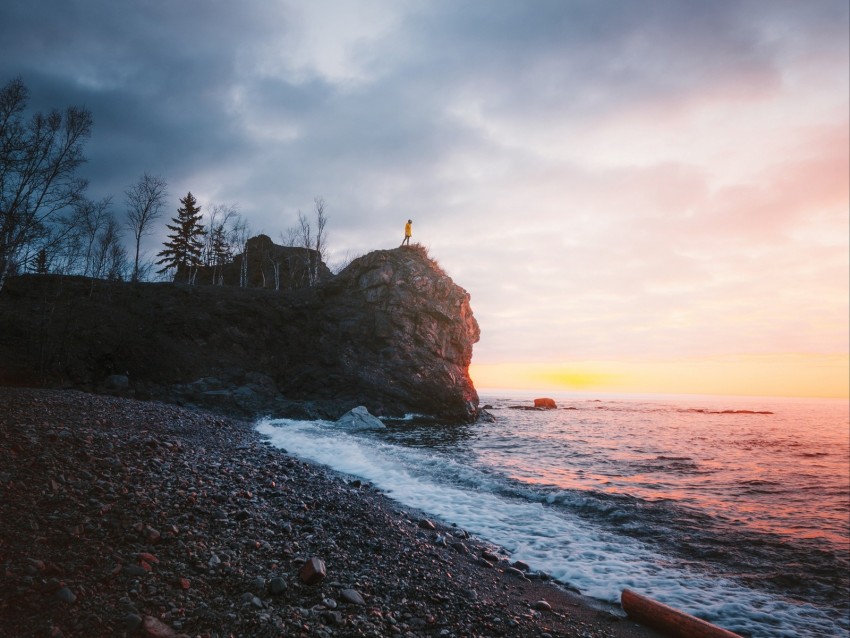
[2, 0, 843, 216]
[390, 0, 847, 141]
[1, 0, 282, 198]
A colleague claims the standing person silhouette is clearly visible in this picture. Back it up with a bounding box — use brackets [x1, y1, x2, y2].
[401, 219, 412, 246]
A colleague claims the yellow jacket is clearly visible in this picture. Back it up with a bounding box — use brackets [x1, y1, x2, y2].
[404, 222, 412, 237]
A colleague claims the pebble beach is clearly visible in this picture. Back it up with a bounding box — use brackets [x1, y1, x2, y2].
[0, 388, 662, 638]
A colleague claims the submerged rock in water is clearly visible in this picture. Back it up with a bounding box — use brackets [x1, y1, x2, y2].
[534, 398, 557, 409]
[336, 406, 385, 430]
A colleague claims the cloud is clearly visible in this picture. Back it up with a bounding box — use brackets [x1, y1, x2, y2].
[1, 0, 847, 389]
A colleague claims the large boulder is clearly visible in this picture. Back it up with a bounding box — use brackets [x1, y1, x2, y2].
[534, 398, 557, 409]
[316, 246, 480, 422]
[336, 406, 385, 430]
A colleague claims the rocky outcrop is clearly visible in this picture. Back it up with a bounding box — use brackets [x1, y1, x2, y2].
[315, 246, 480, 421]
[0, 245, 480, 422]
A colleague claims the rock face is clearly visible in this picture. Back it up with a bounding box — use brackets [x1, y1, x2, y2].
[0, 245, 480, 422]
[317, 247, 480, 421]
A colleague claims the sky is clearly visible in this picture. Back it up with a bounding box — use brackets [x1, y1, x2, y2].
[2, 0, 848, 399]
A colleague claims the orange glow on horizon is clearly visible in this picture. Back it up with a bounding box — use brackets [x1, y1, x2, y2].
[469, 353, 850, 399]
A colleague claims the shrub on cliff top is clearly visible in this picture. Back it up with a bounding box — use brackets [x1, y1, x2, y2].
[404, 243, 447, 277]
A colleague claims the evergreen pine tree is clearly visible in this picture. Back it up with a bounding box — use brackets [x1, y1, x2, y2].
[156, 192, 205, 283]
[35, 248, 49, 274]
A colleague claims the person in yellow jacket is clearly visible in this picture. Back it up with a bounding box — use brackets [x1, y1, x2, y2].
[401, 219, 412, 246]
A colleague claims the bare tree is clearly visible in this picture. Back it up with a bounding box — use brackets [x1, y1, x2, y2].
[0, 77, 93, 291]
[71, 212, 127, 294]
[295, 197, 329, 287]
[27, 196, 118, 279]
[296, 210, 312, 286]
[280, 226, 301, 289]
[313, 196, 328, 285]
[281, 226, 300, 248]
[208, 224, 230, 285]
[125, 172, 167, 282]
[329, 249, 355, 274]
[203, 203, 238, 285]
[270, 254, 281, 290]
[264, 236, 284, 291]
[229, 216, 250, 288]
[297, 210, 312, 250]
[93, 214, 127, 279]
[32, 219, 75, 275]
[70, 196, 112, 277]
[49, 216, 84, 275]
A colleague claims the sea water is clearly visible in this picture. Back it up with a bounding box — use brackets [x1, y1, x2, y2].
[256, 392, 850, 638]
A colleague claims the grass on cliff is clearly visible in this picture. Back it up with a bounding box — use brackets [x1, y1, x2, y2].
[404, 243, 449, 278]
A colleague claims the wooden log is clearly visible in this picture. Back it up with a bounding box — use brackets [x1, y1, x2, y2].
[621, 589, 743, 638]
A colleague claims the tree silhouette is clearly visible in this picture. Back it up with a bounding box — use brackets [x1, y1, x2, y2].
[156, 192, 205, 283]
[0, 77, 92, 291]
[125, 172, 167, 282]
[201, 203, 237, 285]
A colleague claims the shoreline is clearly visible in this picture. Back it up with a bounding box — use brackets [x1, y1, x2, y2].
[0, 388, 662, 638]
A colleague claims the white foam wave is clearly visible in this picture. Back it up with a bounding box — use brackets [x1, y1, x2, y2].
[379, 412, 430, 422]
[255, 417, 845, 638]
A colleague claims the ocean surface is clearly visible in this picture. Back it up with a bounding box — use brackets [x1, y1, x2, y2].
[256, 392, 850, 638]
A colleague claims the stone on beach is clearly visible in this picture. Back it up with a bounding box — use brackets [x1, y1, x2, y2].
[505, 566, 529, 580]
[299, 556, 327, 585]
[142, 615, 190, 637]
[124, 613, 143, 631]
[268, 576, 287, 595]
[336, 405, 386, 430]
[533, 599, 552, 612]
[340, 588, 366, 605]
[125, 564, 148, 577]
[0, 388, 662, 638]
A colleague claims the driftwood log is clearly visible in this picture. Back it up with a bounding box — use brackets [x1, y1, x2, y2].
[621, 589, 743, 638]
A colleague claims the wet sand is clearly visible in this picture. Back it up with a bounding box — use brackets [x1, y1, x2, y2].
[0, 388, 663, 638]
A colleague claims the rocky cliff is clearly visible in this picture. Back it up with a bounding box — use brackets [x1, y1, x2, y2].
[0, 245, 480, 422]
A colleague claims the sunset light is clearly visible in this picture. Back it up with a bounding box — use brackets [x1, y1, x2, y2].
[2, 3, 848, 638]
[471, 353, 850, 399]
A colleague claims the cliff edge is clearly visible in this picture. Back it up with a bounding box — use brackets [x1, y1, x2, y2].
[318, 247, 480, 421]
[0, 245, 480, 422]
